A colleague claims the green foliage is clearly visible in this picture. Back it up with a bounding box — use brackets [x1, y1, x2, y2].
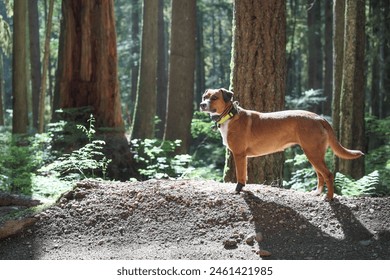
[189, 112, 225, 181]
[0, 131, 52, 194]
[130, 138, 191, 180]
[334, 171, 381, 197]
[40, 115, 111, 181]
[365, 116, 390, 194]
[284, 143, 389, 197]
[284, 151, 317, 192]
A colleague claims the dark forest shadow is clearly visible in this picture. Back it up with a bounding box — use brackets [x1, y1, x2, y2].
[242, 190, 389, 260]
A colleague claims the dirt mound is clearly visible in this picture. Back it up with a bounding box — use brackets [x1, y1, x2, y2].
[0, 179, 389, 260]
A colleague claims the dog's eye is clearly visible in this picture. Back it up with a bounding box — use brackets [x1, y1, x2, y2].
[211, 96, 217, 101]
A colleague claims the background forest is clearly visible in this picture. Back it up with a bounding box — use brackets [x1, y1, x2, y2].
[0, 0, 389, 204]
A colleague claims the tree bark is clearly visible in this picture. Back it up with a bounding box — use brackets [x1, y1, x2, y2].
[38, 0, 54, 134]
[339, 0, 365, 178]
[164, 0, 196, 153]
[382, 0, 390, 117]
[59, 0, 123, 129]
[323, 0, 333, 116]
[130, 0, 140, 111]
[12, 0, 28, 134]
[155, 0, 168, 139]
[0, 54, 4, 126]
[224, 0, 286, 186]
[28, 0, 41, 131]
[332, 0, 345, 173]
[57, 0, 132, 180]
[131, 0, 158, 139]
[307, 0, 323, 92]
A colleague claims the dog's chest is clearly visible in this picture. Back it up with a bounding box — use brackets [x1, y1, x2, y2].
[218, 120, 230, 147]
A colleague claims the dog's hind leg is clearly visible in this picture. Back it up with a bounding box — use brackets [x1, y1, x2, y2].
[312, 172, 325, 196]
[306, 156, 334, 200]
[302, 144, 335, 200]
[233, 152, 247, 193]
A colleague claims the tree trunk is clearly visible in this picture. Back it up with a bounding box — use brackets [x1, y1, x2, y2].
[12, 0, 28, 134]
[323, 0, 333, 116]
[28, 0, 41, 131]
[38, 0, 54, 134]
[339, 0, 365, 178]
[59, 0, 123, 129]
[195, 4, 206, 106]
[0, 54, 4, 126]
[131, 0, 158, 139]
[155, 0, 168, 139]
[57, 0, 132, 180]
[307, 0, 323, 93]
[224, 0, 286, 186]
[332, 0, 345, 173]
[164, 0, 196, 153]
[382, 0, 390, 117]
[130, 0, 140, 111]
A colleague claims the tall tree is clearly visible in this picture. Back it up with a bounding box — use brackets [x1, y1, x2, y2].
[332, 0, 345, 173]
[155, 0, 168, 139]
[307, 0, 323, 92]
[382, 0, 390, 117]
[164, 0, 196, 153]
[130, 0, 141, 111]
[224, 0, 286, 186]
[323, 0, 333, 115]
[12, 0, 28, 134]
[131, 0, 158, 139]
[38, 0, 54, 134]
[57, 0, 132, 180]
[28, 0, 41, 131]
[0, 54, 4, 125]
[337, 0, 366, 178]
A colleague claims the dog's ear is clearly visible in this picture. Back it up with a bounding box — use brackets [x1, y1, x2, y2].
[220, 88, 233, 102]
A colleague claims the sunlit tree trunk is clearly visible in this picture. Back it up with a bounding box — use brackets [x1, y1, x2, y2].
[338, 0, 365, 178]
[164, 0, 196, 153]
[155, 0, 168, 139]
[224, 0, 286, 186]
[131, 0, 158, 139]
[332, 0, 345, 173]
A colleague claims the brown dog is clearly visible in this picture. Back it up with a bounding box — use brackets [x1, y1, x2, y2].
[200, 88, 364, 200]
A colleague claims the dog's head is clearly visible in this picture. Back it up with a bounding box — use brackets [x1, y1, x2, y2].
[200, 88, 233, 115]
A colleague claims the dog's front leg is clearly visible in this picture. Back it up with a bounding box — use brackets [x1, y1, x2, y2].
[232, 152, 247, 193]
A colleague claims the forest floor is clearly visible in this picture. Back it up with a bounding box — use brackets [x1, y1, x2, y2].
[0, 179, 389, 260]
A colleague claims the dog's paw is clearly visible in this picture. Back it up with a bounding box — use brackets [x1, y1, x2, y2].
[235, 183, 245, 193]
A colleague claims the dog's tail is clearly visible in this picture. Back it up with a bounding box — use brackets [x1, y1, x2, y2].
[322, 119, 364, 160]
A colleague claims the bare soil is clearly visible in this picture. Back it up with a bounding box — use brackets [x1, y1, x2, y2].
[0, 179, 389, 260]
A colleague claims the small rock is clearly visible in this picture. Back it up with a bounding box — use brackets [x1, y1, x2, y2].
[245, 234, 255, 245]
[223, 239, 238, 249]
[257, 249, 272, 257]
[255, 231, 263, 242]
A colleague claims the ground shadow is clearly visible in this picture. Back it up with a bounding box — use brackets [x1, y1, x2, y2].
[242, 191, 389, 260]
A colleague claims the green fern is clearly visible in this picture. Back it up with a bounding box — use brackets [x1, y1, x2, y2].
[40, 115, 111, 180]
[335, 171, 380, 197]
